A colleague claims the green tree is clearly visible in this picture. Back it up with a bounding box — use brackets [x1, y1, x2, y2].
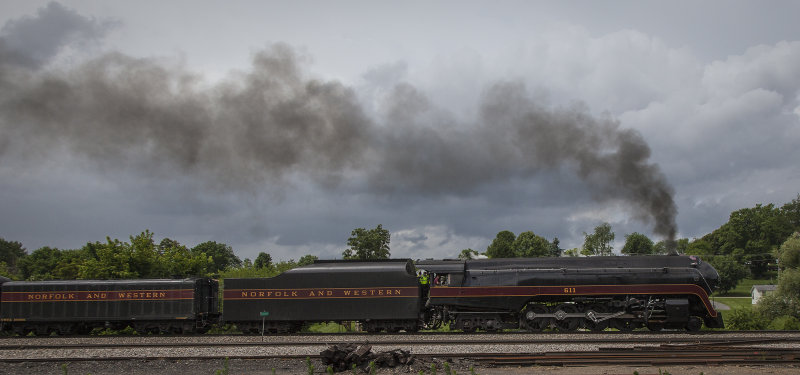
[549, 237, 562, 257]
[159, 240, 210, 277]
[707, 255, 749, 294]
[777, 268, 800, 302]
[782, 194, 800, 231]
[703, 204, 792, 258]
[298, 254, 318, 266]
[78, 238, 137, 279]
[486, 230, 516, 258]
[755, 292, 797, 322]
[564, 248, 580, 257]
[621, 232, 654, 255]
[583, 223, 615, 256]
[0, 237, 26, 276]
[754, 234, 800, 327]
[0, 262, 14, 279]
[676, 238, 689, 254]
[512, 231, 551, 257]
[159, 238, 182, 251]
[458, 248, 479, 260]
[342, 224, 391, 260]
[129, 231, 161, 278]
[777, 232, 800, 270]
[51, 249, 88, 280]
[19, 247, 62, 280]
[686, 238, 714, 255]
[254, 252, 273, 268]
[192, 241, 242, 274]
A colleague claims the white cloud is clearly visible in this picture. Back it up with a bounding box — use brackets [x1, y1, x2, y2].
[392, 225, 489, 261]
[702, 41, 800, 99]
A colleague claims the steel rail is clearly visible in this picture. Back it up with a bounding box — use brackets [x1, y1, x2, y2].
[479, 348, 800, 366]
[2, 348, 800, 366]
[3, 329, 800, 339]
[3, 335, 800, 350]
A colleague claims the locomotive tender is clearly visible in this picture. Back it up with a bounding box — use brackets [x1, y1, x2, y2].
[224, 260, 422, 333]
[0, 278, 219, 335]
[0, 255, 723, 335]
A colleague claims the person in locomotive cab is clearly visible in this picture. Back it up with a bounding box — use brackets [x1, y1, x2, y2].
[419, 270, 431, 298]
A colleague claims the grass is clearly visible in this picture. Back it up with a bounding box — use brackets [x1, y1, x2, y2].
[715, 277, 776, 297]
[304, 322, 356, 333]
[713, 296, 752, 310]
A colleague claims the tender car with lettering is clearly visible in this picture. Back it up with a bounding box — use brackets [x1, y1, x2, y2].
[223, 259, 422, 333]
[0, 278, 218, 335]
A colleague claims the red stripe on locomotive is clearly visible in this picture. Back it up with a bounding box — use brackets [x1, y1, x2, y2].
[429, 284, 718, 317]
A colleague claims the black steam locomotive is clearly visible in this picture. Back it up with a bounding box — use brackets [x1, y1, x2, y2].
[417, 256, 723, 332]
[0, 255, 723, 335]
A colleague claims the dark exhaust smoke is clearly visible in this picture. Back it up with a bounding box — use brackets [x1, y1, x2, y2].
[0, 3, 678, 241]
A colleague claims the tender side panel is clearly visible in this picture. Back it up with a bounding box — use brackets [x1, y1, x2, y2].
[1, 280, 198, 323]
[223, 260, 421, 323]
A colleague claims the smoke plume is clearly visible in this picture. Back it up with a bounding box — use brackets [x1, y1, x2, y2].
[0, 3, 678, 240]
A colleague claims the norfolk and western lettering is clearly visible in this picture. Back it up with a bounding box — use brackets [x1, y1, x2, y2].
[3, 289, 192, 302]
[224, 287, 418, 300]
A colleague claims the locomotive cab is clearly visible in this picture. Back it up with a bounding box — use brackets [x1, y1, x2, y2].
[417, 260, 465, 287]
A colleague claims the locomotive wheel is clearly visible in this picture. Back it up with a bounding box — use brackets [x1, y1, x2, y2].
[646, 322, 664, 332]
[34, 325, 49, 336]
[520, 303, 550, 332]
[133, 323, 149, 335]
[612, 319, 635, 331]
[583, 304, 609, 332]
[12, 325, 27, 336]
[76, 325, 92, 335]
[686, 316, 702, 332]
[56, 324, 75, 335]
[553, 304, 580, 331]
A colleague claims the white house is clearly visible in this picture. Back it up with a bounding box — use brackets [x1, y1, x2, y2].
[751, 285, 777, 304]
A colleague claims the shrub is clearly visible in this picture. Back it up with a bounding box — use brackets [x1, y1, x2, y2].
[767, 315, 800, 330]
[755, 293, 796, 321]
[726, 308, 766, 330]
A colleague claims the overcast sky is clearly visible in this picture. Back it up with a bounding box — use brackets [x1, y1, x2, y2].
[1, 1, 799, 262]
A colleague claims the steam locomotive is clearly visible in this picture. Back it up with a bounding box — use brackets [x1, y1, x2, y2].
[0, 255, 723, 335]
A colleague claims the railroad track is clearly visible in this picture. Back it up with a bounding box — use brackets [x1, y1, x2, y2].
[1, 336, 799, 350]
[2, 333, 800, 365]
[477, 348, 800, 366]
[2, 348, 799, 366]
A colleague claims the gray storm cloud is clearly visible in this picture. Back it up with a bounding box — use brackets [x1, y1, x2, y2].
[0, 2, 677, 240]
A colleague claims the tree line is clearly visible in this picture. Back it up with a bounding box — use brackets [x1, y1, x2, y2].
[0, 230, 314, 281]
[2, 194, 798, 292]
